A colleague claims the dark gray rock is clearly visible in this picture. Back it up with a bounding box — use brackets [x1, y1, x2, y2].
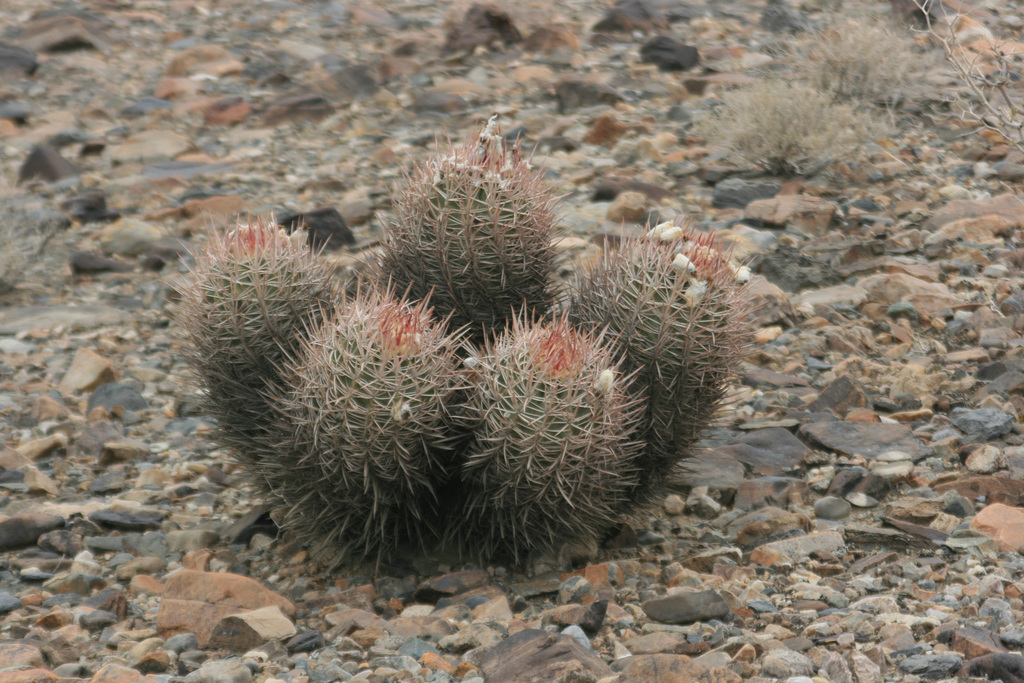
[0, 513, 64, 550]
[555, 79, 624, 113]
[951, 407, 1015, 440]
[0, 591, 22, 614]
[89, 508, 164, 530]
[277, 207, 354, 251]
[897, 654, 963, 678]
[18, 143, 79, 184]
[639, 35, 699, 71]
[641, 590, 731, 625]
[712, 178, 781, 209]
[88, 382, 147, 414]
[799, 421, 930, 460]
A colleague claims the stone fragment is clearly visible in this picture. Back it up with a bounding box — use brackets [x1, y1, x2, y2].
[641, 590, 731, 625]
[593, 0, 667, 33]
[583, 113, 628, 146]
[952, 626, 1007, 659]
[415, 570, 490, 602]
[208, 606, 297, 651]
[613, 654, 741, 682]
[157, 570, 295, 647]
[71, 251, 134, 274]
[0, 43, 38, 78]
[0, 642, 44, 669]
[606, 191, 648, 223]
[443, 4, 521, 54]
[555, 79, 623, 113]
[98, 218, 164, 257]
[952, 407, 1015, 440]
[807, 375, 871, 415]
[277, 207, 354, 250]
[0, 514, 63, 550]
[734, 476, 808, 510]
[712, 178, 780, 209]
[107, 130, 191, 164]
[263, 94, 334, 126]
[0, 670, 59, 683]
[166, 44, 232, 76]
[856, 272, 960, 319]
[958, 653, 1024, 682]
[749, 530, 846, 567]
[897, 654, 962, 678]
[523, 26, 580, 52]
[761, 648, 815, 677]
[59, 347, 116, 394]
[468, 628, 612, 681]
[190, 659, 252, 683]
[799, 421, 929, 460]
[971, 503, 1024, 552]
[203, 96, 251, 126]
[744, 195, 837, 236]
[935, 476, 1024, 506]
[412, 92, 469, 115]
[18, 144, 78, 184]
[639, 35, 699, 71]
[88, 382, 147, 413]
[0, 305, 127, 334]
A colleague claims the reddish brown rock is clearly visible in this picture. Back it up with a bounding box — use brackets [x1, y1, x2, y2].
[971, 503, 1024, 552]
[156, 570, 295, 647]
[90, 663, 156, 683]
[523, 25, 580, 52]
[583, 113, 628, 147]
[0, 643, 44, 670]
[613, 654, 741, 682]
[203, 96, 251, 126]
[935, 476, 1024, 506]
[952, 626, 1007, 659]
[208, 606, 296, 652]
[744, 195, 837, 236]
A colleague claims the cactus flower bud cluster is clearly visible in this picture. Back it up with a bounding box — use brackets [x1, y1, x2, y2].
[174, 120, 751, 565]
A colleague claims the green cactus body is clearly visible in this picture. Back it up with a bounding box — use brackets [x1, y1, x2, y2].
[380, 117, 559, 342]
[456, 315, 643, 562]
[267, 293, 467, 561]
[570, 223, 752, 503]
[173, 218, 337, 478]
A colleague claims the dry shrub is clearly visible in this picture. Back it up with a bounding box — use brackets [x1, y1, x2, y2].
[801, 19, 918, 103]
[697, 80, 882, 176]
[0, 189, 59, 294]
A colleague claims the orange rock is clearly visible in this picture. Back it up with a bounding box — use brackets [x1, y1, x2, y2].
[971, 503, 1024, 552]
[129, 574, 164, 597]
[421, 651, 454, 674]
[90, 663, 157, 683]
[203, 96, 251, 126]
[156, 570, 295, 647]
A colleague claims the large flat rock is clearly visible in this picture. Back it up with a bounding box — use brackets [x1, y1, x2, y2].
[799, 421, 930, 460]
[0, 305, 128, 334]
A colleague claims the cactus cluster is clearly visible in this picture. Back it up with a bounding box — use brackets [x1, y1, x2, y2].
[174, 118, 752, 566]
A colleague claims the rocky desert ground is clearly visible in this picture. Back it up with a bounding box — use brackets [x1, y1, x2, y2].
[6, 0, 1024, 681]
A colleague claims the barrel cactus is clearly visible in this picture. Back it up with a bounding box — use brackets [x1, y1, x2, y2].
[454, 315, 643, 561]
[570, 222, 753, 501]
[173, 217, 337, 477]
[379, 116, 559, 342]
[264, 291, 468, 561]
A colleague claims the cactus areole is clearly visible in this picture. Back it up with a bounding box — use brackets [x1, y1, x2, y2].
[173, 120, 752, 567]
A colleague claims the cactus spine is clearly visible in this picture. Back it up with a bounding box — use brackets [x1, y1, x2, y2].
[379, 116, 559, 342]
[570, 222, 753, 501]
[454, 315, 643, 561]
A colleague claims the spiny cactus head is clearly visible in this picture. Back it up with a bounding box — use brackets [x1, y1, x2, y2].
[570, 218, 753, 500]
[380, 116, 560, 342]
[263, 289, 468, 563]
[454, 313, 643, 563]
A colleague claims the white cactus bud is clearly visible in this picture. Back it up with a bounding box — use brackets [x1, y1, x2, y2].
[392, 401, 412, 423]
[684, 279, 708, 307]
[647, 221, 675, 239]
[735, 265, 751, 284]
[657, 226, 683, 242]
[672, 252, 696, 275]
[595, 369, 615, 396]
